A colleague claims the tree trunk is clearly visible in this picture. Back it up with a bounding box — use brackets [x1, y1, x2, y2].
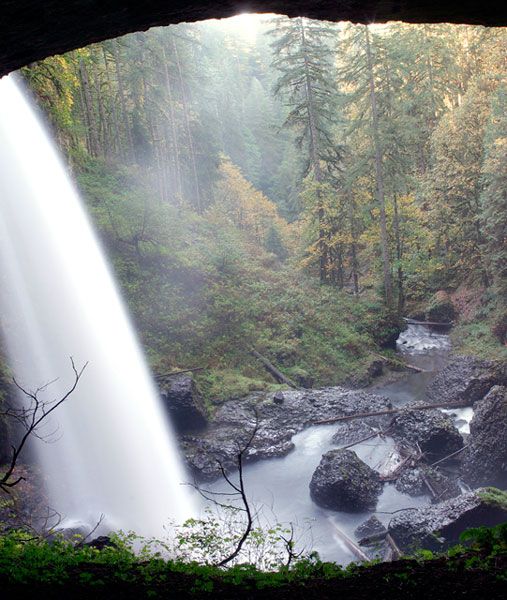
[161, 45, 183, 204]
[172, 35, 202, 212]
[102, 44, 121, 159]
[78, 59, 100, 157]
[300, 17, 327, 283]
[348, 193, 360, 295]
[90, 51, 107, 158]
[392, 191, 404, 315]
[364, 25, 393, 307]
[113, 40, 135, 163]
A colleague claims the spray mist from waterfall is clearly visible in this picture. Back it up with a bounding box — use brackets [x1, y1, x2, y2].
[0, 74, 195, 536]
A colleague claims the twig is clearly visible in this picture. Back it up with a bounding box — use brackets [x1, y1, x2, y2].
[430, 444, 468, 467]
[0, 358, 87, 494]
[216, 419, 259, 567]
[76, 514, 106, 547]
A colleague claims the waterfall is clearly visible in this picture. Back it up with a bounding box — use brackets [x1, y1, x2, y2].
[0, 74, 195, 536]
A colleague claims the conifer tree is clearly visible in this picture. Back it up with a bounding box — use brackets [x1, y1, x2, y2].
[268, 16, 340, 283]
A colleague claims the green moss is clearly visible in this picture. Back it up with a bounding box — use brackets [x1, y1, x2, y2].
[451, 321, 507, 360]
[196, 369, 285, 408]
[478, 487, 507, 510]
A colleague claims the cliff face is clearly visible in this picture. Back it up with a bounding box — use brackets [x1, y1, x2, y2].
[1, 1, 506, 77]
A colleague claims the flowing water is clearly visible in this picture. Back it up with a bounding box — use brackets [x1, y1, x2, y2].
[207, 322, 470, 564]
[0, 75, 195, 536]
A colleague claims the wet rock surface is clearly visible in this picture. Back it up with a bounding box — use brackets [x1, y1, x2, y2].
[462, 385, 507, 488]
[181, 387, 392, 481]
[388, 488, 507, 552]
[355, 516, 388, 558]
[426, 355, 506, 407]
[394, 466, 461, 501]
[309, 448, 382, 512]
[332, 421, 380, 445]
[391, 408, 463, 461]
[355, 515, 386, 540]
[159, 375, 207, 433]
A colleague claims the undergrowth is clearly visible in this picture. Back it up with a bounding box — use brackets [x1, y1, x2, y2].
[0, 523, 505, 594]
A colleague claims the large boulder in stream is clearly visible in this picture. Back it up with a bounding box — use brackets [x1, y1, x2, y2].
[462, 386, 507, 488]
[309, 449, 382, 512]
[391, 408, 463, 461]
[388, 487, 507, 553]
[426, 355, 507, 407]
[159, 375, 207, 433]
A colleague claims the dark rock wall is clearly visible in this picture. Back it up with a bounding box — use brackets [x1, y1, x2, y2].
[1, 1, 507, 77]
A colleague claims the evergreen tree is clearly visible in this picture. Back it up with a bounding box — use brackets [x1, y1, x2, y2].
[268, 16, 341, 283]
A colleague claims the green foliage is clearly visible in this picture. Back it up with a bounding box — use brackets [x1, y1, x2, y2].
[460, 522, 507, 556]
[20, 17, 507, 397]
[477, 488, 507, 511]
[0, 522, 506, 594]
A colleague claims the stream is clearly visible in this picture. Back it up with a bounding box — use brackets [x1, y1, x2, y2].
[205, 322, 472, 564]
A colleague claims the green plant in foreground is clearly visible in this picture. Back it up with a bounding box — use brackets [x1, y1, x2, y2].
[0, 522, 505, 593]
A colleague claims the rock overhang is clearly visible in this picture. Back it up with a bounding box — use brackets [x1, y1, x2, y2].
[1, 1, 507, 77]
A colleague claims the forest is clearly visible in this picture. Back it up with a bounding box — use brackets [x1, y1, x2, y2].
[14, 15, 506, 404]
[0, 14, 507, 595]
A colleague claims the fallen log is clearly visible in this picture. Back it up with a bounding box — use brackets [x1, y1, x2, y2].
[328, 519, 369, 562]
[421, 471, 437, 500]
[403, 317, 453, 327]
[154, 367, 206, 379]
[313, 400, 470, 426]
[369, 351, 428, 373]
[385, 533, 402, 560]
[249, 348, 298, 389]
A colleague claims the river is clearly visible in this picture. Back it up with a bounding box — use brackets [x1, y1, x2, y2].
[204, 322, 472, 564]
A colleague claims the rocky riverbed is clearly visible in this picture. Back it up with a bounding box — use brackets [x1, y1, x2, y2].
[163, 327, 507, 561]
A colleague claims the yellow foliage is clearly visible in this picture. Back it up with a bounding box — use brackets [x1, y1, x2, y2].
[212, 157, 295, 251]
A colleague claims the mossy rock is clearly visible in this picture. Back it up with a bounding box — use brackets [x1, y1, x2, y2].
[477, 487, 507, 511]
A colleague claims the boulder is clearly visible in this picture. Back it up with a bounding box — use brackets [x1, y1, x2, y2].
[159, 375, 207, 433]
[355, 515, 387, 558]
[332, 421, 379, 446]
[426, 356, 506, 407]
[355, 515, 386, 540]
[395, 466, 461, 501]
[392, 408, 463, 461]
[388, 487, 507, 553]
[309, 449, 382, 512]
[273, 391, 285, 405]
[85, 535, 117, 550]
[462, 386, 507, 488]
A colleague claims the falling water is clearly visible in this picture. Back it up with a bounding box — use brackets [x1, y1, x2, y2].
[0, 75, 195, 536]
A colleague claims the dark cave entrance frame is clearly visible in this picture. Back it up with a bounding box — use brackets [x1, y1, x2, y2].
[1, 1, 506, 77]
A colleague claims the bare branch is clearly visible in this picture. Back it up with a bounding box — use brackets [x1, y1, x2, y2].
[0, 358, 87, 494]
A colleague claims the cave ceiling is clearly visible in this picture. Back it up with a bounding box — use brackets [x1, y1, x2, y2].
[1, 1, 506, 77]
